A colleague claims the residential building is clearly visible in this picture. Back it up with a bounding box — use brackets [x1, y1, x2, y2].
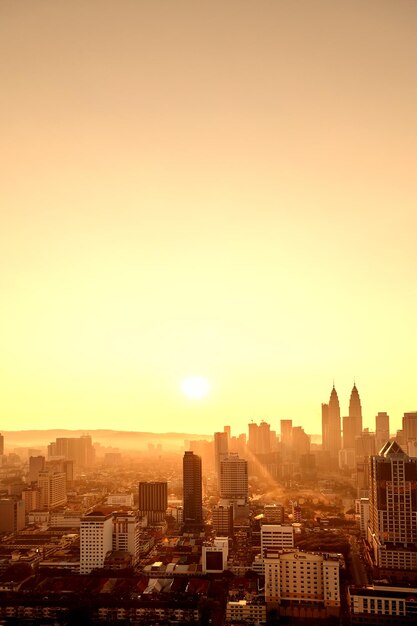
[80, 511, 113, 574]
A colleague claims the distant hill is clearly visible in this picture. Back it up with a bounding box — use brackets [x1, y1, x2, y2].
[1, 429, 212, 451]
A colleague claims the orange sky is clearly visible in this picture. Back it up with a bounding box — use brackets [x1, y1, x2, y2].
[1, 1, 416, 436]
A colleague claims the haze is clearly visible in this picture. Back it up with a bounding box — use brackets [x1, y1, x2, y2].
[1, 1, 416, 434]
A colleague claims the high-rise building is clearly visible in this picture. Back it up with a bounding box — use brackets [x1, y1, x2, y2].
[368, 441, 417, 577]
[322, 386, 341, 461]
[264, 550, 340, 617]
[258, 421, 271, 455]
[214, 431, 229, 487]
[28, 455, 45, 484]
[280, 420, 293, 459]
[263, 504, 285, 525]
[375, 412, 390, 452]
[0, 498, 25, 532]
[80, 511, 113, 574]
[0, 433, 4, 456]
[183, 451, 203, 528]
[37, 470, 67, 510]
[349, 383, 363, 439]
[212, 504, 233, 537]
[403, 412, 417, 445]
[219, 454, 248, 502]
[342, 415, 356, 450]
[112, 511, 141, 564]
[138, 482, 167, 524]
[49, 435, 95, 470]
[261, 524, 294, 556]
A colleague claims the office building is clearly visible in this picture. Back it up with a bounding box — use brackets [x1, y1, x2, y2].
[265, 550, 340, 617]
[48, 435, 95, 470]
[214, 431, 228, 487]
[368, 441, 417, 578]
[403, 412, 417, 445]
[202, 537, 229, 573]
[0, 498, 25, 532]
[375, 412, 390, 452]
[220, 454, 248, 501]
[28, 455, 45, 483]
[80, 511, 113, 574]
[212, 504, 233, 537]
[349, 584, 417, 624]
[349, 383, 363, 440]
[138, 482, 167, 523]
[183, 451, 203, 528]
[263, 503, 285, 524]
[322, 386, 341, 463]
[37, 470, 67, 510]
[261, 525, 294, 556]
[112, 511, 141, 564]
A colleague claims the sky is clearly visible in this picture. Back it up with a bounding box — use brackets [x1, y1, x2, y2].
[1, 0, 416, 436]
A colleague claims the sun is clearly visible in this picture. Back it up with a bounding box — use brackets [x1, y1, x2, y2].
[181, 375, 210, 399]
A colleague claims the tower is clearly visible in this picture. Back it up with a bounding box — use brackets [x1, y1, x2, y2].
[138, 482, 167, 524]
[375, 412, 390, 452]
[219, 454, 248, 502]
[323, 386, 341, 461]
[368, 441, 417, 577]
[214, 431, 228, 488]
[349, 383, 363, 440]
[80, 511, 113, 574]
[183, 451, 203, 528]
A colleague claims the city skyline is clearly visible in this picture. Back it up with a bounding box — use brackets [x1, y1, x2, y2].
[1, 1, 417, 435]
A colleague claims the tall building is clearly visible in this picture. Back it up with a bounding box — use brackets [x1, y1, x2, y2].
[280, 420, 293, 459]
[80, 511, 113, 574]
[264, 550, 340, 617]
[219, 454, 248, 502]
[349, 383, 363, 439]
[214, 431, 228, 487]
[403, 412, 417, 445]
[322, 386, 341, 461]
[0, 498, 25, 532]
[375, 411, 390, 452]
[368, 441, 417, 577]
[258, 421, 271, 455]
[0, 432, 4, 456]
[343, 415, 357, 450]
[37, 470, 67, 510]
[183, 451, 203, 528]
[212, 504, 233, 537]
[112, 511, 141, 564]
[261, 524, 294, 555]
[28, 455, 45, 483]
[49, 435, 95, 470]
[138, 482, 167, 524]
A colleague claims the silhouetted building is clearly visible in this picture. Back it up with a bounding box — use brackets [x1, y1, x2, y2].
[48, 435, 95, 470]
[349, 383, 363, 440]
[403, 412, 417, 445]
[214, 431, 228, 487]
[0, 432, 4, 456]
[322, 386, 341, 463]
[368, 441, 417, 578]
[212, 504, 233, 537]
[37, 470, 67, 510]
[0, 498, 25, 532]
[138, 482, 167, 523]
[28, 455, 45, 483]
[375, 411, 390, 452]
[183, 451, 203, 528]
[220, 454, 248, 502]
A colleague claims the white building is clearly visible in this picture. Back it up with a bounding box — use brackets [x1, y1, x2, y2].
[261, 525, 294, 554]
[37, 470, 67, 510]
[349, 585, 417, 623]
[49, 509, 81, 527]
[202, 537, 229, 573]
[112, 511, 141, 564]
[106, 493, 134, 507]
[80, 511, 113, 574]
[358, 498, 370, 539]
[265, 550, 340, 617]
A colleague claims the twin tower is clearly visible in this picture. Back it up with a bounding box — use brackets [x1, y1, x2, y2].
[322, 384, 362, 460]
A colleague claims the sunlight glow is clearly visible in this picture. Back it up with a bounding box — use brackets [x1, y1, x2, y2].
[181, 376, 210, 399]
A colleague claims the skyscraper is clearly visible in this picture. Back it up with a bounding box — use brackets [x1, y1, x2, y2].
[323, 386, 341, 461]
[214, 431, 228, 488]
[183, 451, 203, 528]
[368, 441, 417, 577]
[375, 412, 390, 452]
[80, 511, 113, 575]
[138, 482, 168, 523]
[219, 454, 248, 502]
[0, 433, 4, 456]
[349, 383, 363, 440]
